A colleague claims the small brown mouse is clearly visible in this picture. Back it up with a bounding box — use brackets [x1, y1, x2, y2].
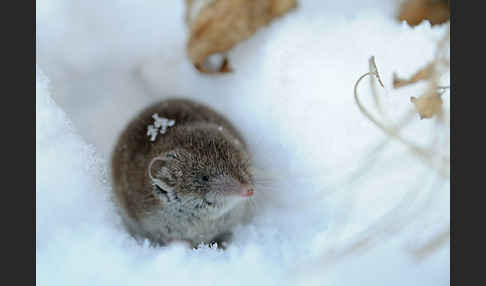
[111, 98, 255, 247]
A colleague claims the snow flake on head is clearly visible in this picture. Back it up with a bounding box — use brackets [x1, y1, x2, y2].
[147, 113, 175, 141]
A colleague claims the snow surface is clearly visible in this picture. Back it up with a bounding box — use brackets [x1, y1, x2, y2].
[36, 0, 450, 285]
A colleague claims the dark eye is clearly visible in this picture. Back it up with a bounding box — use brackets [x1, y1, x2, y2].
[202, 175, 209, 182]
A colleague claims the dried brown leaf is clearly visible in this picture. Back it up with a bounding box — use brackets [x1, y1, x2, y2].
[186, 0, 297, 73]
[398, 0, 449, 26]
[393, 63, 435, 88]
[410, 92, 443, 119]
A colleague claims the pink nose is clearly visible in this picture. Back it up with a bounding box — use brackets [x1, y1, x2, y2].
[240, 186, 254, 197]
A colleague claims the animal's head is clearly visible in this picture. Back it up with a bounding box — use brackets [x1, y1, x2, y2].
[148, 130, 254, 218]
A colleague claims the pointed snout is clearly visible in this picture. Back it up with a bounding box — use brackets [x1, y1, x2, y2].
[239, 185, 254, 197]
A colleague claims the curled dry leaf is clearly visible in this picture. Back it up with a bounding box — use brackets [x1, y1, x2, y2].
[410, 92, 443, 119]
[394, 23, 449, 120]
[185, 0, 297, 73]
[393, 62, 435, 88]
[398, 0, 450, 26]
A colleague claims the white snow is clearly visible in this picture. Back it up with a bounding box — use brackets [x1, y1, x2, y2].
[36, 0, 450, 285]
[147, 113, 176, 141]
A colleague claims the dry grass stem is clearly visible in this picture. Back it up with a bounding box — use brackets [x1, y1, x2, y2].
[354, 56, 449, 179]
[320, 25, 450, 265]
[412, 227, 450, 260]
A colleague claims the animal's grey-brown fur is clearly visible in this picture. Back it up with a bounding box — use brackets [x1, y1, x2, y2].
[111, 99, 254, 247]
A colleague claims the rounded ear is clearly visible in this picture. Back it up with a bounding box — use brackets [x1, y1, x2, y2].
[147, 152, 179, 193]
